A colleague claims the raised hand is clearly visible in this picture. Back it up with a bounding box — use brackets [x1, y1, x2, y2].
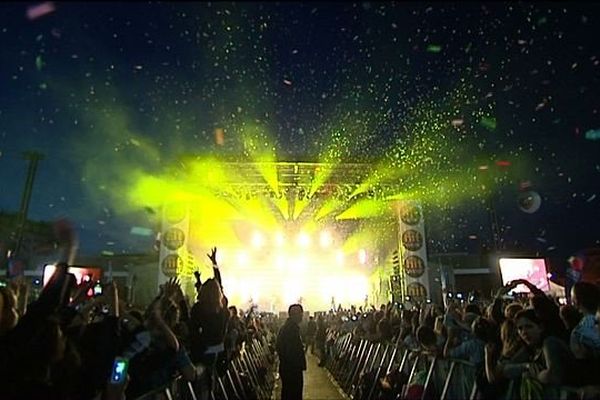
[70, 279, 96, 308]
[164, 277, 184, 302]
[53, 218, 79, 265]
[207, 247, 218, 266]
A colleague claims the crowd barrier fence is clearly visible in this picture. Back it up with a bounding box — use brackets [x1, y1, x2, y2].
[133, 335, 275, 400]
[325, 332, 592, 400]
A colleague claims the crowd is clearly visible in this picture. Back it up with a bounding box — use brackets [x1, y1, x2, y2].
[2, 227, 600, 400]
[0, 246, 277, 400]
[298, 279, 600, 399]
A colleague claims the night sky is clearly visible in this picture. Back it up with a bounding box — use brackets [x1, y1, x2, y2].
[0, 2, 598, 260]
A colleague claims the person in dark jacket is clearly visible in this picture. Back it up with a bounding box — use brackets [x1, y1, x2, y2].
[276, 304, 306, 400]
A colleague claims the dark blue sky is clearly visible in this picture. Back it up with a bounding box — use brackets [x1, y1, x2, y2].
[0, 2, 599, 258]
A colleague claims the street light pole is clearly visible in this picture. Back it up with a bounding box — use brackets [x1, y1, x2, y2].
[13, 151, 44, 259]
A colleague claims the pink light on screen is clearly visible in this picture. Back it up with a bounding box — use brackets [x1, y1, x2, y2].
[26, 2, 56, 20]
[499, 258, 549, 293]
[43, 264, 102, 287]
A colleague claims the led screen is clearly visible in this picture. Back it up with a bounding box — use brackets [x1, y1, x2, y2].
[499, 258, 549, 293]
[43, 264, 103, 287]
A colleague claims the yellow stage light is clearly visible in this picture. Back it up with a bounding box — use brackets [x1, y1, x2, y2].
[336, 250, 345, 266]
[274, 231, 285, 247]
[319, 230, 333, 248]
[358, 249, 367, 265]
[236, 251, 249, 267]
[251, 230, 265, 248]
[297, 232, 311, 248]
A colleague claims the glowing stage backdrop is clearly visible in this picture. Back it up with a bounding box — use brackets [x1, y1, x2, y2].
[157, 160, 406, 312]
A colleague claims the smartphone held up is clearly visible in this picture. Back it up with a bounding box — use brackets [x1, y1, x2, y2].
[110, 357, 129, 385]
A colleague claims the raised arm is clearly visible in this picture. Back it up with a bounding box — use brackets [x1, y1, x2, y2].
[149, 299, 180, 352]
[513, 279, 546, 298]
[207, 247, 223, 287]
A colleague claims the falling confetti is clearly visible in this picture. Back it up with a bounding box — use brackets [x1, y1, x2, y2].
[130, 226, 153, 236]
[584, 129, 600, 140]
[480, 116, 497, 130]
[215, 127, 225, 145]
[26, 2, 56, 20]
[426, 44, 442, 53]
[35, 55, 44, 71]
[451, 119, 464, 128]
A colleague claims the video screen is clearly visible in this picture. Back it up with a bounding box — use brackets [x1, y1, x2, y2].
[43, 264, 103, 287]
[498, 258, 549, 294]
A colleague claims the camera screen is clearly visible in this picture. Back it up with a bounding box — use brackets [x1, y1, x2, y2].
[110, 358, 128, 384]
[93, 283, 103, 295]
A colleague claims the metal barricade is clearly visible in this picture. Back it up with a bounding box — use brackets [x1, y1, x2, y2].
[131, 334, 276, 400]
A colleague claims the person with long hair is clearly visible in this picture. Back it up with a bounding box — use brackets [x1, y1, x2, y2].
[188, 248, 230, 400]
[513, 309, 577, 390]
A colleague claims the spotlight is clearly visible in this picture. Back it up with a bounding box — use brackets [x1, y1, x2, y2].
[237, 251, 249, 267]
[336, 250, 345, 266]
[358, 249, 367, 265]
[251, 231, 264, 248]
[297, 232, 311, 248]
[319, 230, 333, 248]
[274, 232, 285, 247]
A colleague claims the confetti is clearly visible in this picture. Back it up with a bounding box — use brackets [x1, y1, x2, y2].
[451, 119, 464, 128]
[480, 116, 497, 130]
[584, 129, 600, 140]
[426, 44, 442, 53]
[26, 2, 56, 20]
[130, 226, 153, 236]
[587, 194, 596, 202]
[283, 79, 292, 85]
[35, 55, 44, 71]
[215, 127, 225, 145]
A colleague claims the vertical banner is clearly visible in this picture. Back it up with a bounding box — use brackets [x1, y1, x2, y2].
[158, 202, 190, 290]
[397, 200, 430, 303]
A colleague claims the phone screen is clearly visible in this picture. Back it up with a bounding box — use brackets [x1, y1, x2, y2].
[93, 282, 103, 296]
[110, 357, 129, 384]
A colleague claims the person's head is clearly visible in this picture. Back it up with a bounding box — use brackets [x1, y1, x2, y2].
[288, 304, 303, 324]
[377, 317, 392, 340]
[465, 304, 481, 316]
[559, 304, 582, 331]
[571, 282, 600, 314]
[0, 286, 19, 335]
[500, 319, 523, 358]
[504, 303, 524, 320]
[463, 312, 479, 330]
[416, 325, 437, 350]
[515, 309, 545, 347]
[309, 316, 314, 321]
[121, 311, 144, 335]
[228, 305, 238, 318]
[16, 315, 67, 372]
[472, 316, 497, 343]
[197, 278, 224, 313]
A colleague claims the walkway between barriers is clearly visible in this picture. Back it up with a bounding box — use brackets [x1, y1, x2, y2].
[272, 352, 347, 400]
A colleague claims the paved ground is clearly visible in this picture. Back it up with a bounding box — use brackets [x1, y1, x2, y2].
[272, 351, 348, 400]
